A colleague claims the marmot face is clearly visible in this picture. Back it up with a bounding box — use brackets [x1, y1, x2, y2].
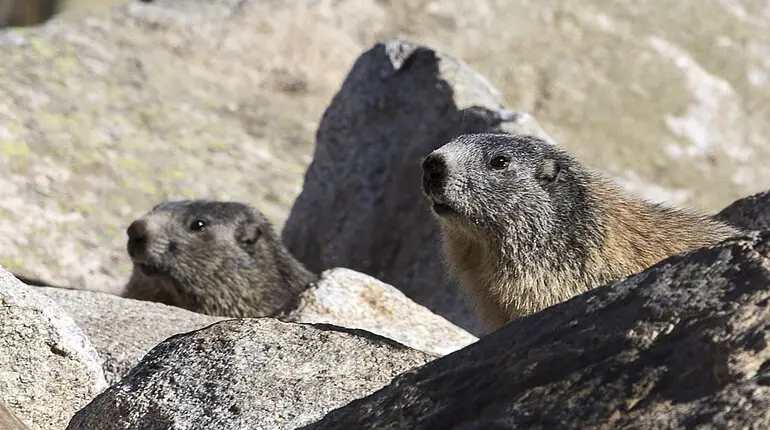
[422, 133, 592, 251]
[126, 200, 266, 297]
[124, 199, 317, 317]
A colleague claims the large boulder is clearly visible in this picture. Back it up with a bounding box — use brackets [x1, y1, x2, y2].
[281, 39, 553, 335]
[303, 230, 770, 429]
[39, 267, 475, 386]
[717, 188, 770, 232]
[282, 268, 478, 356]
[0, 266, 106, 430]
[0, 400, 29, 430]
[66, 318, 433, 430]
[39, 286, 227, 385]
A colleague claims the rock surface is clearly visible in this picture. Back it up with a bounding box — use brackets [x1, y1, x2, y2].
[66, 318, 433, 430]
[39, 286, 227, 385]
[282, 267, 478, 356]
[717, 188, 770, 232]
[0, 266, 106, 430]
[281, 39, 551, 335]
[303, 230, 770, 429]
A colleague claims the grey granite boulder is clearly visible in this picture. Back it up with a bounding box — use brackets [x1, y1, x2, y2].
[281, 39, 553, 336]
[39, 286, 227, 385]
[303, 230, 770, 429]
[66, 318, 433, 430]
[0, 266, 106, 430]
[282, 268, 478, 356]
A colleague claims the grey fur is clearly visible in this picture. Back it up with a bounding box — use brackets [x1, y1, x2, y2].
[422, 133, 742, 333]
[121, 200, 317, 318]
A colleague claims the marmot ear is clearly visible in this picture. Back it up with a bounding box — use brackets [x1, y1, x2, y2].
[536, 158, 560, 185]
[236, 221, 262, 245]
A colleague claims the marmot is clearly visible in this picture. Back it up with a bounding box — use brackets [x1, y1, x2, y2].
[421, 133, 743, 333]
[121, 200, 317, 318]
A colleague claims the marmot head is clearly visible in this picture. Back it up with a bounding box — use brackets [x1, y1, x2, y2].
[421, 133, 596, 254]
[124, 200, 314, 316]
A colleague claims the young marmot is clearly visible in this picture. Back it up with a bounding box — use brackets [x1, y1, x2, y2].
[421, 133, 743, 333]
[121, 200, 317, 318]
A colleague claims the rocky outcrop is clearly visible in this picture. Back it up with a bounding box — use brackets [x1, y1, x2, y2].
[0, 266, 106, 430]
[0, 0, 373, 294]
[281, 39, 553, 335]
[717, 189, 770, 232]
[66, 318, 433, 430]
[303, 231, 770, 429]
[282, 268, 478, 356]
[39, 267, 474, 386]
[39, 286, 227, 385]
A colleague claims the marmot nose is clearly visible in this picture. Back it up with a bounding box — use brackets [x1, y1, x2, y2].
[422, 153, 446, 190]
[126, 219, 148, 258]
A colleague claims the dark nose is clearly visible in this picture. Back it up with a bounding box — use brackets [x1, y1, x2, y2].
[126, 219, 148, 258]
[422, 153, 446, 191]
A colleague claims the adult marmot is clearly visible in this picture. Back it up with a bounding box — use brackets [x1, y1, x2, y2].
[421, 133, 742, 333]
[121, 200, 316, 317]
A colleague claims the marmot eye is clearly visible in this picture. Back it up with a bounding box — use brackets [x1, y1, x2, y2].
[489, 155, 510, 170]
[189, 219, 206, 231]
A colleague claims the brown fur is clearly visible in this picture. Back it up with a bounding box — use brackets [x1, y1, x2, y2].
[422, 133, 743, 334]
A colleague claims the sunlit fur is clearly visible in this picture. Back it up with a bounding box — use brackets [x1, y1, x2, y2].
[424, 133, 743, 334]
[122, 200, 316, 317]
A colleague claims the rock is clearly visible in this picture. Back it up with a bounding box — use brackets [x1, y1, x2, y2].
[303, 230, 770, 429]
[66, 318, 433, 430]
[281, 39, 553, 335]
[39, 286, 227, 385]
[42, 267, 474, 379]
[0, 266, 106, 430]
[282, 268, 478, 356]
[0, 400, 30, 430]
[716, 189, 770, 232]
